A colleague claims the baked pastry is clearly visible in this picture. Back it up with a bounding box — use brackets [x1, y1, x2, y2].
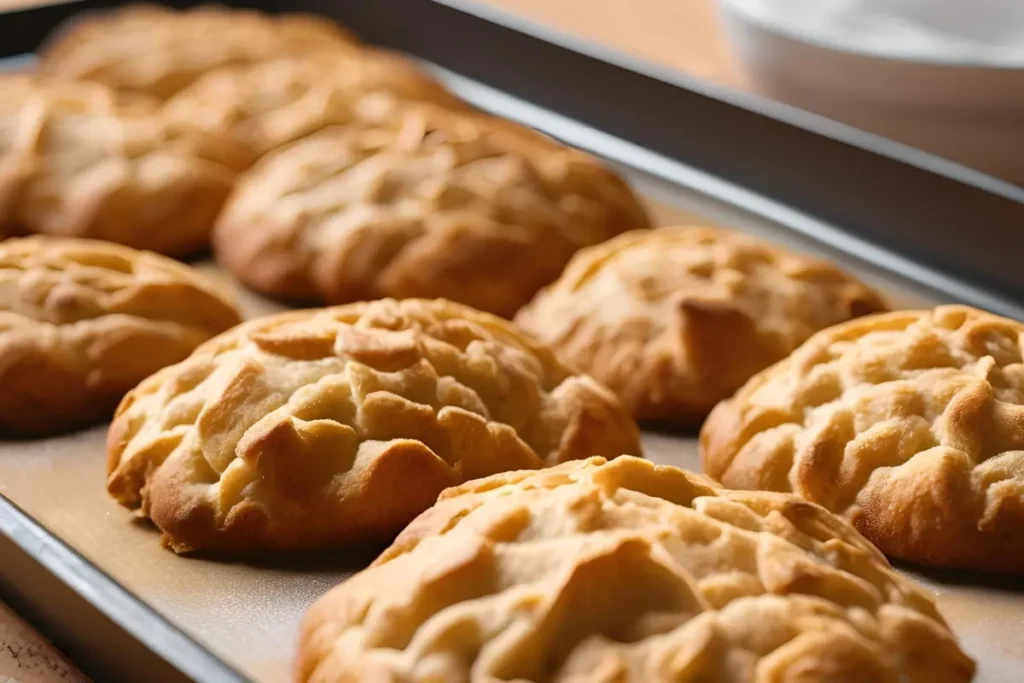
[38, 4, 360, 99]
[0, 71, 157, 111]
[212, 106, 651, 317]
[702, 305, 1024, 573]
[106, 298, 641, 553]
[516, 227, 888, 424]
[296, 455, 974, 683]
[164, 51, 465, 158]
[0, 236, 242, 437]
[0, 80, 250, 256]
[0, 73, 44, 106]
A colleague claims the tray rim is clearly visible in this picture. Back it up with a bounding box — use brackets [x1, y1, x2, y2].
[0, 0, 1022, 681]
[423, 0, 1023, 200]
[433, 65, 1024, 320]
[0, 492, 250, 683]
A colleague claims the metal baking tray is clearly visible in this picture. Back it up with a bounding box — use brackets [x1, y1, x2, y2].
[1, 1, 1022, 682]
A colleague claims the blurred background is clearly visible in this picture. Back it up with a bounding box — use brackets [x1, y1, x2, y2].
[483, 0, 1024, 187]
[3, 0, 1020, 185]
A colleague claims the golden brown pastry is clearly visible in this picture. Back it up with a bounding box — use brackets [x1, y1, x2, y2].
[0, 79, 249, 256]
[163, 51, 465, 158]
[0, 72, 156, 114]
[702, 305, 1024, 573]
[106, 298, 641, 553]
[296, 456, 974, 683]
[38, 5, 361, 100]
[516, 227, 888, 424]
[0, 73, 43, 106]
[212, 106, 651, 317]
[0, 236, 242, 437]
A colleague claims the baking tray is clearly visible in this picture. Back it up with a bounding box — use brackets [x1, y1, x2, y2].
[1, 1, 1023, 682]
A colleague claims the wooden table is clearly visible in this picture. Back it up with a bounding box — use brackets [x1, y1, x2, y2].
[0, 601, 89, 683]
[482, 0, 745, 86]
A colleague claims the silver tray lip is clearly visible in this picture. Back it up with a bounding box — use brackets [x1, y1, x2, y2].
[0, 492, 250, 683]
[432, 64, 1024, 321]
[0, 1, 1022, 682]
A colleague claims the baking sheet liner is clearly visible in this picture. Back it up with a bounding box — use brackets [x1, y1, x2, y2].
[0, 194, 1019, 683]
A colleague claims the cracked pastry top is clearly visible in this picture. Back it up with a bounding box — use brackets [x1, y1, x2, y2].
[702, 305, 1024, 573]
[516, 226, 888, 423]
[163, 51, 465, 157]
[212, 105, 651, 318]
[37, 4, 361, 99]
[106, 298, 642, 554]
[0, 236, 242, 437]
[0, 79, 250, 256]
[296, 456, 974, 683]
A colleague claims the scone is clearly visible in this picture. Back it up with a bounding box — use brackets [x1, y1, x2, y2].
[702, 305, 1024, 573]
[164, 51, 465, 157]
[296, 456, 974, 683]
[106, 298, 641, 553]
[516, 227, 888, 424]
[212, 106, 651, 317]
[38, 5, 360, 99]
[0, 72, 157, 111]
[0, 80, 249, 256]
[0, 236, 242, 437]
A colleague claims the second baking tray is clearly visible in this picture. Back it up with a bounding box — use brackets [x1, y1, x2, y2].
[1, 1, 1023, 682]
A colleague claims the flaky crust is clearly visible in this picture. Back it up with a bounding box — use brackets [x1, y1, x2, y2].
[212, 106, 650, 317]
[516, 227, 888, 423]
[296, 456, 973, 683]
[702, 305, 1024, 573]
[106, 298, 641, 553]
[0, 80, 249, 256]
[0, 236, 242, 437]
[164, 51, 465, 157]
[38, 4, 360, 99]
